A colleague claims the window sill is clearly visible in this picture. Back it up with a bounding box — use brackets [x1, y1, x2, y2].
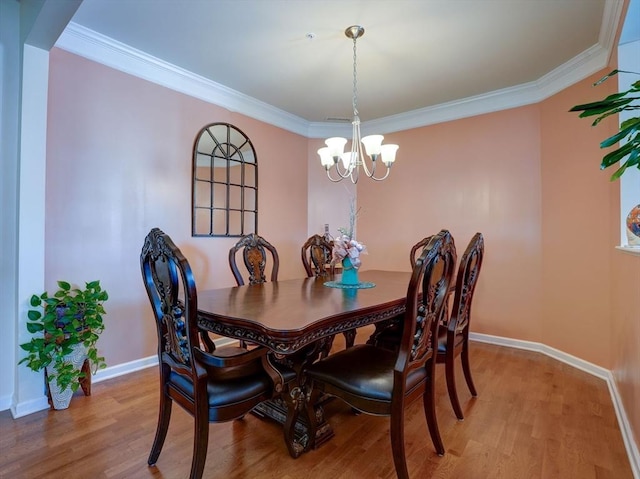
[615, 246, 640, 256]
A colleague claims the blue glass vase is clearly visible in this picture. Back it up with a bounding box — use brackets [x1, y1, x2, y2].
[341, 257, 359, 285]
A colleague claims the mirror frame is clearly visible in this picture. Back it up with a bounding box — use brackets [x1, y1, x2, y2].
[191, 122, 258, 237]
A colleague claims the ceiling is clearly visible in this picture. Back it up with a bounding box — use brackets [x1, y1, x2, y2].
[64, 0, 637, 128]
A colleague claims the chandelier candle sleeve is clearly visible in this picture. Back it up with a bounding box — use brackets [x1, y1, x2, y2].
[318, 25, 398, 183]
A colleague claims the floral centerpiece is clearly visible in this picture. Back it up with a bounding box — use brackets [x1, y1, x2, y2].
[331, 197, 366, 285]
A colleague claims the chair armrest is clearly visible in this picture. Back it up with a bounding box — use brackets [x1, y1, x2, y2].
[193, 344, 267, 369]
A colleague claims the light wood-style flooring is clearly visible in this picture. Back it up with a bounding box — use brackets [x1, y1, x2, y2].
[1, 329, 634, 479]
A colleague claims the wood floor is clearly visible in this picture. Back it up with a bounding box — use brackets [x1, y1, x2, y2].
[1, 329, 634, 479]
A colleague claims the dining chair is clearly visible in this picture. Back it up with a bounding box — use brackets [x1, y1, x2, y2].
[301, 234, 334, 278]
[141, 228, 294, 479]
[436, 232, 484, 420]
[229, 233, 279, 286]
[301, 230, 457, 479]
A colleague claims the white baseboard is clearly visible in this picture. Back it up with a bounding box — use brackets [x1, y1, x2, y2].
[8, 396, 50, 419]
[93, 337, 239, 383]
[93, 355, 158, 383]
[470, 332, 640, 479]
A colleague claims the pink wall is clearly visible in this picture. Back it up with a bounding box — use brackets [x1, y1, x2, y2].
[46, 49, 308, 365]
[357, 107, 543, 343]
[540, 64, 639, 446]
[611, 250, 640, 449]
[540, 69, 618, 367]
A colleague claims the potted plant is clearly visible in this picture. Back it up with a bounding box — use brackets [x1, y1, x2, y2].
[19, 280, 108, 409]
[569, 69, 639, 181]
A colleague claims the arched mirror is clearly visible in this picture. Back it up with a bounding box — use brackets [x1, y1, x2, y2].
[192, 123, 258, 237]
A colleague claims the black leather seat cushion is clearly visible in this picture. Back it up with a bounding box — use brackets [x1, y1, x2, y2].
[306, 344, 427, 403]
[170, 370, 270, 407]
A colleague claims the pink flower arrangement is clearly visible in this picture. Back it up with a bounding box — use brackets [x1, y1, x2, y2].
[331, 234, 367, 270]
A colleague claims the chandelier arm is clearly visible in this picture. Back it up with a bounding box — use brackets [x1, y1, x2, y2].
[366, 166, 392, 181]
[326, 169, 348, 183]
[359, 150, 375, 177]
[326, 162, 359, 183]
[334, 158, 355, 179]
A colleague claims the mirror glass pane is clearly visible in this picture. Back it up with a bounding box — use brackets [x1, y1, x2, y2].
[243, 211, 256, 234]
[245, 164, 256, 188]
[194, 209, 212, 235]
[244, 188, 256, 212]
[228, 210, 242, 236]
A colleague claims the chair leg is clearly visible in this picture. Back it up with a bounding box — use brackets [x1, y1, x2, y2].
[148, 392, 172, 466]
[390, 403, 409, 479]
[445, 353, 464, 420]
[189, 407, 209, 479]
[423, 377, 445, 456]
[461, 343, 477, 396]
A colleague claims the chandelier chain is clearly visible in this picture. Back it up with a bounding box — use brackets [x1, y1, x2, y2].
[352, 35, 358, 118]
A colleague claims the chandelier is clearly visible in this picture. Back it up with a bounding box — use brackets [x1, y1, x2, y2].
[318, 25, 398, 183]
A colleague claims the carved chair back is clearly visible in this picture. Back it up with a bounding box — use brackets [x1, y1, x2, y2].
[397, 230, 457, 382]
[141, 228, 197, 376]
[229, 233, 279, 286]
[301, 234, 334, 277]
[409, 235, 432, 265]
[448, 232, 484, 337]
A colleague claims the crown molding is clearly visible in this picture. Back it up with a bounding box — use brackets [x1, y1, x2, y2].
[356, 41, 611, 137]
[56, 0, 623, 139]
[55, 23, 310, 137]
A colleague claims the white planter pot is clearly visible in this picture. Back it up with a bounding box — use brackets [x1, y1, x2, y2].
[46, 343, 88, 410]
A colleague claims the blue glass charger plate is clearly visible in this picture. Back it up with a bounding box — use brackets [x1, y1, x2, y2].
[324, 281, 376, 289]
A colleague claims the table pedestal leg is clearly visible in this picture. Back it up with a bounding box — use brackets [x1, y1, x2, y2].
[252, 389, 334, 457]
[253, 340, 335, 458]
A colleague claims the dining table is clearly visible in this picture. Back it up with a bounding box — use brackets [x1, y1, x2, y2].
[196, 269, 412, 458]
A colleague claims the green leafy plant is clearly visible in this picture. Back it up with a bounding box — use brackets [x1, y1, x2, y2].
[569, 69, 640, 181]
[19, 280, 108, 393]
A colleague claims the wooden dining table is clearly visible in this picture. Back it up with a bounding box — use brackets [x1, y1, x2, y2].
[196, 269, 412, 457]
